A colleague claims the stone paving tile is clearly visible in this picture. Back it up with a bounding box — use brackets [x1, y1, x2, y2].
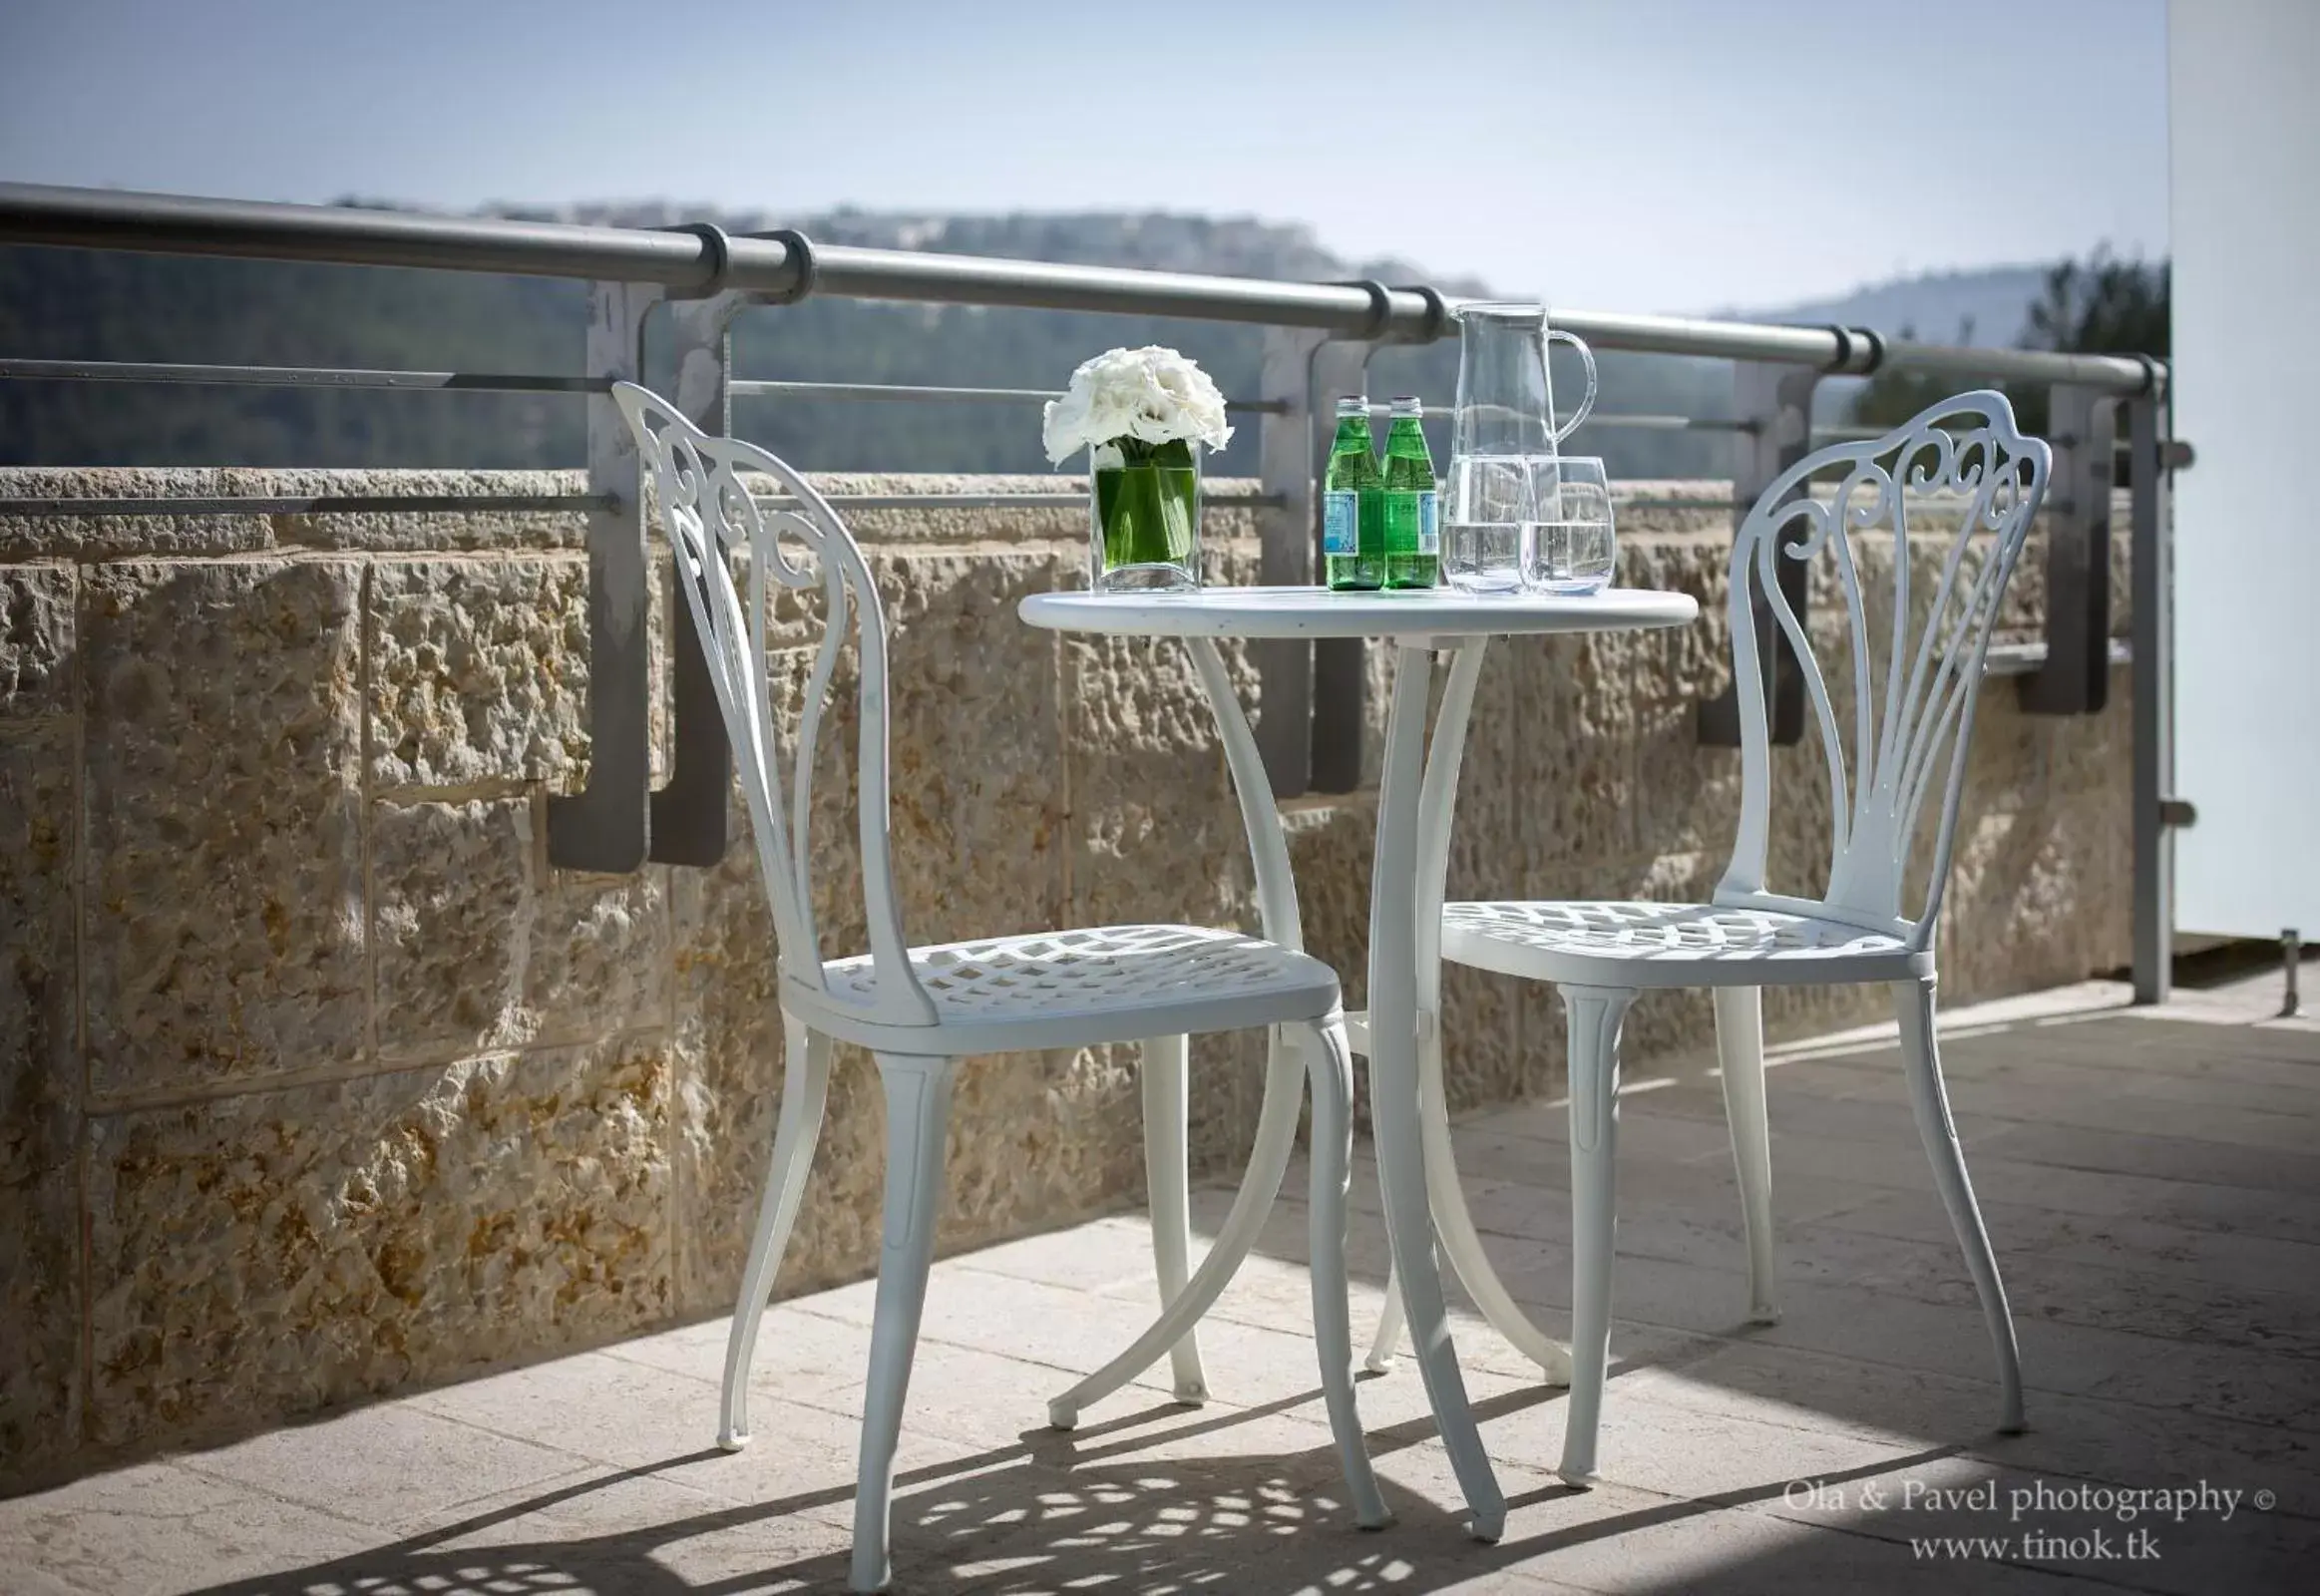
[385, 1467, 854, 1596]
[1769, 1449, 2314, 1596]
[1813, 1188, 2320, 1300]
[1776, 1047, 2320, 1130]
[1618, 1338, 2320, 1505]
[1742, 1132, 2320, 1247]
[1482, 1243, 2320, 1432]
[0, 1459, 377, 1596]
[172, 1401, 580, 1531]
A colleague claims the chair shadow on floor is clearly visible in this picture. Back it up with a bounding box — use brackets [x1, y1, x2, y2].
[175, 1334, 1962, 1596]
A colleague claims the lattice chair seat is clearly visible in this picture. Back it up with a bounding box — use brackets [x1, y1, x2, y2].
[793, 924, 1343, 1052]
[1439, 899, 1928, 990]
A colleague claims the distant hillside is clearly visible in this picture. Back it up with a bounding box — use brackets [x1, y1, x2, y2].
[1731, 264, 2053, 347]
[1731, 264, 2062, 427]
[1, 204, 2050, 482]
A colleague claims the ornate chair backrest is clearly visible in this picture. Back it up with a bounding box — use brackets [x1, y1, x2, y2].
[612, 383, 936, 1027]
[1712, 389, 2052, 948]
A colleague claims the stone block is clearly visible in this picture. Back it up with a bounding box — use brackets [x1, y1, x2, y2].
[264, 468, 590, 553]
[1628, 534, 1742, 866]
[1060, 625, 1245, 934]
[671, 1023, 1148, 1319]
[370, 795, 669, 1061]
[1282, 795, 1375, 1014]
[0, 468, 273, 560]
[668, 783, 863, 1313]
[366, 556, 589, 789]
[878, 549, 1067, 945]
[0, 566, 75, 719]
[81, 559, 366, 1098]
[1514, 625, 1650, 879]
[1939, 800, 2128, 1002]
[0, 727, 81, 1483]
[84, 1035, 672, 1449]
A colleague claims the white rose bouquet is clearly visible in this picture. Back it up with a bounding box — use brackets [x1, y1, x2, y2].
[1042, 345, 1234, 465]
[1044, 345, 1228, 591]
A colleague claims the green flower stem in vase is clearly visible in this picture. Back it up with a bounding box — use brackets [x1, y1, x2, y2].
[1090, 436, 1201, 591]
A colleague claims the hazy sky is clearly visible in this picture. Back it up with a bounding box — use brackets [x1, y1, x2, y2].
[0, 0, 2168, 313]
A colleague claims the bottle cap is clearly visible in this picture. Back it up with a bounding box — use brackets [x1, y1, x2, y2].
[1389, 395, 1424, 415]
[1336, 397, 1369, 416]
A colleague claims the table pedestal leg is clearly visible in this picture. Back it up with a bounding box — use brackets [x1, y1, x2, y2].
[1371, 640, 1505, 1540]
[1366, 641, 1571, 1384]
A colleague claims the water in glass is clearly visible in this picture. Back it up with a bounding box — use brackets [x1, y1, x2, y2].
[1524, 456, 1617, 595]
[1443, 454, 1539, 594]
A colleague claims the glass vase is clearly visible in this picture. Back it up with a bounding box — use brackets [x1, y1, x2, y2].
[1089, 438, 1201, 592]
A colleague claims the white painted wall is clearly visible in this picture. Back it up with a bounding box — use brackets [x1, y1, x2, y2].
[2169, 0, 2320, 938]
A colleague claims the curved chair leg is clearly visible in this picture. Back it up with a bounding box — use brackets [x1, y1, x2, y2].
[1714, 985, 1779, 1325]
[1366, 1012, 1574, 1383]
[719, 1017, 834, 1450]
[1559, 983, 1635, 1488]
[852, 1052, 960, 1595]
[1047, 1029, 1306, 1428]
[1893, 976, 2026, 1433]
[1139, 1032, 1207, 1403]
[1304, 1016, 1391, 1528]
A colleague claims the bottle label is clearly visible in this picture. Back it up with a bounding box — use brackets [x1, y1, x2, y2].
[1323, 491, 1357, 556]
[1417, 491, 1439, 555]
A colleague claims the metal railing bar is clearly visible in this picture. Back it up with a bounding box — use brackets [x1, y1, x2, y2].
[1983, 637, 2132, 677]
[0, 182, 735, 289]
[1569, 413, 1747, 433]
[772, 490, 1285, 511]
[0, 182, 2165, 395]
[0, 494, 616, 517]
[0, 490, 1285, 518]
[0, 357, 611, 393]
[1358, 402, 1748, 433]
[727, 378, 1287, 414]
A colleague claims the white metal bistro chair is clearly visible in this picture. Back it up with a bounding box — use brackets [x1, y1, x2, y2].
[609, 384, 1385, 1592]
[1367, 390, 2049, 1487]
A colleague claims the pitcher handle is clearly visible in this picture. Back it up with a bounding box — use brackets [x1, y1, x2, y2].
[1548, 328, 1598, 444]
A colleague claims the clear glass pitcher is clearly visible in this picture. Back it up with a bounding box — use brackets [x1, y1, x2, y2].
[1448, 300, 1598, 458]
[1444, 302, 1598, 592]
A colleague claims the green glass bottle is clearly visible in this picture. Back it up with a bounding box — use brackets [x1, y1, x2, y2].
[1381, 395, 1439, 590]
[1322, 397, 1384, 591]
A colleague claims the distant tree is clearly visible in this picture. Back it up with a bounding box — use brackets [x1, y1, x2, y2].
[1851, 246, 2168, 438]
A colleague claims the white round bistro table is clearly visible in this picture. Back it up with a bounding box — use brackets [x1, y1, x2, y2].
[1020, 585, 1700, 1540]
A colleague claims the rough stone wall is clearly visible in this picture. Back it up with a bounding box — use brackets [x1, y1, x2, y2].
[0, 469, 2129, 1491]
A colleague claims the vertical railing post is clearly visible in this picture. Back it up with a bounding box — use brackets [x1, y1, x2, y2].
[548, 279, 662, 872]
[1305, 336, 1379, 793]
[1252, 327, 1374, 796]
[1254, 326, 1326, 798]
[1698, 361, 1819, 745]
[2129, 393, 2174, 1003]
[647, 286, 752, 866]
[2019, 384, 2119, 716]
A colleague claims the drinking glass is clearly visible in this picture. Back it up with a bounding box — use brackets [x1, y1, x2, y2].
[1524, 456, 1617, 596]
[1444, 453, 1543, 594]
